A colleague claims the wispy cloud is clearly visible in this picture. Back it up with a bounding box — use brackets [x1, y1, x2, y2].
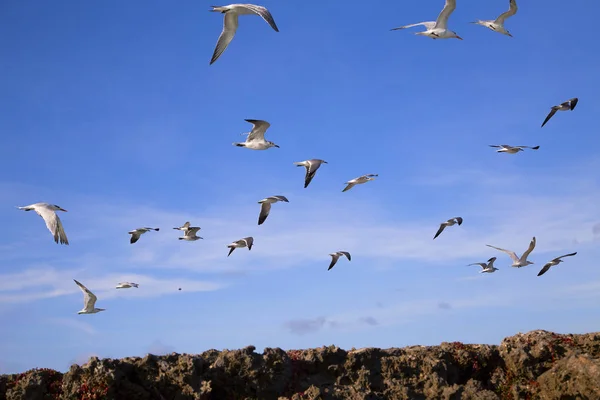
[47, 317, 97, 335]
[146, 340, 176, 356]
[283, 317, 329, 336]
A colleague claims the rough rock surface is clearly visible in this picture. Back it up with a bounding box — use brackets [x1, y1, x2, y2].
[1, 330, 599, 400]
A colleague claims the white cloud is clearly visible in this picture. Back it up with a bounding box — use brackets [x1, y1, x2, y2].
[47, 317, 97, 335]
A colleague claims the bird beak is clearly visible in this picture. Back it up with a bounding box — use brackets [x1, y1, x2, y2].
[59, 207, 68, 212]
[456, 36, 463, 40]
[274, 145, 280, 148]
[507, 33, 513, 37]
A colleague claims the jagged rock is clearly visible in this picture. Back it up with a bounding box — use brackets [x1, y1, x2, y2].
[1, 330, 599, 400]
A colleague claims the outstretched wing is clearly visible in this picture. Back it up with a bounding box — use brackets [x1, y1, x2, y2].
[541, 108, 558, 127]
[338, 251, 351, 261]
[258, 202, 272, 225]
[328, 254, 340, 270]
[243, 236, 254, 249]
[537, 263, 552, 277]
[37, 206, 69, 245]
[130, 232, 141, 244]
[566, 97, 578, 110]
[454, 217, 463, 225]
[237, 4, 279, 32]
[521, 236, 536, 261]
[435, 0, 457, 30]
[468, 262, 488, 269]
[186, 227, 201, 236]
[433, 223, 447, 240]
[74, 279, 97, 310]
[553, 252, 577, 262]
[210, 11, 239, 65]
[391, 21, 436, 31]
[342, 182, 356, 192]
[494, 0, 518, 25]
[304, 160, 323, 188]
[245, 119, 271, 142]
[486, 244, 519, 263]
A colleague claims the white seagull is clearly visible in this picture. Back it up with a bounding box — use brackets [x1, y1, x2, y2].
[227, 236, 254, 256]
[74, 279, 105, 314]
[391, 0, 463, 40]
[433, 217, 463, 239]
[179, 226, 203, 241]
[233, 119, 280, 150]
[209, 4, 279, 65]
[541, 98, 579, 128]
[294, 159, 328, 188]
[17, 203, 69, 245]
[342, 174, 378, 192]
[471, 0, 518, 37]
[537, 252, 577, 277]
[258, 195, 289, 225]
[487, 236, 536, 268]
[116, 282, 139, 289]
[489, 144, 540, 154]
[128, 227, 160, 244]
[328, 251, 351, 271]
[468, 257, 499, 273]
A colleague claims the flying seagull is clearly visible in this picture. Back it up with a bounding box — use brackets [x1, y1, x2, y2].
[489, 144, 540, 154]
[471, 0, 518, 37]
[17, 203, 69, 245]
[541, 98, 579, 128]
[128, 227, 160, 244]
[74, 279, 105, 314]
[209, 4, 279, 65]
[433, 217, 463, 239]
[258, 195, 289, 225]
[233, 119, 280, 150]
[342, 174, 378, 192]
[391, 0, 462, 40]
[537, 252, 577, 277]
[468, 257, 499, 273]
[227, 236, 254, 256]
[173, 222, 191, 232]
[328, 251, 351, 271]
[179, 226, 203, 241]
[294, 159, 328, 188]
[116, 282, 139, 289]
[487, 236, 536, 268]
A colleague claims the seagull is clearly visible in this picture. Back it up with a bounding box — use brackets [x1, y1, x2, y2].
[433, 217, 463, 239]
[258, 195, 289, 225]
[470, 0, 518, 37]
[537, 252, 577, 277]
[16, 203, 69, 245]
[173, 222, 191, 232]
[128, 227, 160, 244]
[489, 144, 540, 154]
[227, 236, 254, 256]
[468, 257, 499, 273]
[209, 4, 279, 65]
[328, 251, 351, 271]
[179, 227, 203, 241]
[342, 174, 378, 192]
[74, 279, 105, 314]
[294, 159, 328, 188]
[116, 282, 139, 289]
[233, 119, 280, 150]
[486, 236, 536, 268]
[541, 98, 579, 128]
[391, 0, 463, 40]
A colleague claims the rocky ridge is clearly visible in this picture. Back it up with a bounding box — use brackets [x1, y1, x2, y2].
[1, 330, 599, 400]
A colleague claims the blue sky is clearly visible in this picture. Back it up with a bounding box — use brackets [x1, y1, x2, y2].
[1, 0, 600, 374]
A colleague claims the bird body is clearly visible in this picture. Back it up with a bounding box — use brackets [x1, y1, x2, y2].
[294, 159, 328, 188]
[433, 217, 463, 239]
[227, 236, 254, 256]
[391, 0, 462, 40]
[541, 98, 579, 127]
[471, 0, 518, 37]
[74, 279, 105, 314]
[537, 252, 577, 276]
[489, 144, 539, 154]
[17, 203, 69, 245]
[209, 4, 279, 65]
[487, 237, 536, 267]
[128, 227, 160, 244]
[116, 282, 139, 289]
[468, 257, 499, 273]
[328, 251, 351, 270]
[342, 174, 378, 192]
[258, 195, 289, 225]
[233, 119, 280, 150]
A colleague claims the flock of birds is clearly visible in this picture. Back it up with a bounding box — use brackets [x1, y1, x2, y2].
[15, 0, 583, 315]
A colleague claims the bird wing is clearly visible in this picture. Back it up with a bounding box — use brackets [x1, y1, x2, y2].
[328, 254, 340, 270]
[74, 279, 97, 310]
[567, 97, 578, 110]
[243, 236, 254, 249]
[521, 236, 536, 261]
[433, 223, 447, 239]
[130, 232, 141, 244]
[391, 21, 436, 31]
[494, 0, 518, 25]
[487, 257, 497, 265]
[258, 202, 272, 225]
[435, 0, 457, 30]
[182, 221, 190, 229]
[245, 119, 271, 142]
[237, 4, 279, 32]
[486, 244, 519, 263]
[271, 195, 289, 202]
[468, 262, 488, 269]
[338, 251, 351, 261]
[454, 217, 463, 225]
[304, 160, 323, 188]
[537, 263, 552, 276]
[36, 205, 69, 245]
[342, 182, 356, 192]
[553, 252, 577, 262]
[210, 11, 239, 65]
[186, 227, 201, 236]
[541, 108, 558, 127]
